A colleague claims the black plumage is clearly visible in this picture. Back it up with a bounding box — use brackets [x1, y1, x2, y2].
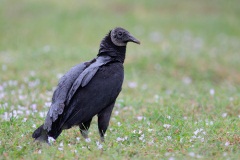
[32, 27, 140, 143]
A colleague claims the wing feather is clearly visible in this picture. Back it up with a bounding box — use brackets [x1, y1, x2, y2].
[43, 56, 111, 131]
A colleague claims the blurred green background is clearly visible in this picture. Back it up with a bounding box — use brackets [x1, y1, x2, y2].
[0, 0, 240, 159]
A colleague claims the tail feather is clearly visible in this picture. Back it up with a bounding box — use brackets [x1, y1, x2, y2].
[32, 124, 48, 143]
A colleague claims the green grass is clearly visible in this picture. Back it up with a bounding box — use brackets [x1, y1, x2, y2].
[0, 0, 240, 159]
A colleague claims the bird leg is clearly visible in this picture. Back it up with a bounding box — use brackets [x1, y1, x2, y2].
[97, 102, 115, 142]
[79, 118, 92, 139]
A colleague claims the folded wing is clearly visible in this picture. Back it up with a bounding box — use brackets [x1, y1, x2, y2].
[43, 56, 111, 131]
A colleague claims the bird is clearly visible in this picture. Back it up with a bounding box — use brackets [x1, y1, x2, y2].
[32, 27, 140, 143]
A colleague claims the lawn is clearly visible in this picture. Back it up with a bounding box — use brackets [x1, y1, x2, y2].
[0, 0, 240, 159]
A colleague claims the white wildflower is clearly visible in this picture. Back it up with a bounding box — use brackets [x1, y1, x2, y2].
[148, 129, 153, 132]
[148, 140, 154, 145]
[225, 141, 230, 146]
[22, 118, 27, 122]
[48, 137, 55, 144]
[85, 138, 91, 143]
[189, 152, 195, 157]
[209, 89, 215, 96]
[116, 137, 124, 142]
[38, 150, 42, 154]
[137, 116, 145, 121]
[114, 111, 119, 116]
[167, 115, 171, 119]
[165, 136, 172, 141]
[58, 147, 63, 151]
[182, 76, 192, 84]
[117, 122, 121, 126]
[180, 138, 183, 143]
[32, 124, 36, 128]
[128, 81, 137, 88]
[139, 134, 145, 141]
[59, 142, 63, 147]
[76, 137, 80, 141]
[194, 128, 203, 135]
[222, 113, 227, 118]
[96, 141, 103, 149]
[163, 124, 171, 129]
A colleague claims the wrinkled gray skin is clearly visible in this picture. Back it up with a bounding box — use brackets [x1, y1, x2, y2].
[32, 27, 140, 143]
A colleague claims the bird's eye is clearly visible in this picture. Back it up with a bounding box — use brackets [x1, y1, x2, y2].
[118, 32, 123, 37]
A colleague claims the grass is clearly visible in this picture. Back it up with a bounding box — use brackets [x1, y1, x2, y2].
[0, 0, 240, 159]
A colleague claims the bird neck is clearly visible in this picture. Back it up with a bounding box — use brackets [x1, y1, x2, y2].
[97, 32, 126, 63]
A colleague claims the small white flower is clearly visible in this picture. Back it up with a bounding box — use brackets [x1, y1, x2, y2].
[225, 141, 230, 146]
[114, 111, 119, 115]
[209, 89, 215, 96]
[128, 82, 138, 88]
[32, 124, 36, 128]
[196, 155, 202, 158]
[189, 152, 195, 157]
[85, 138, 91, 143]
[148, 140, 154, 145]
[58, 147, 63, 151]
[183, 116, 187, 120]
[169, 157, 175, 160]
[180, 138, 183, 143]
[117, 122, 121, 126]
[222, 113, 227, 118]
[48, 137, 55, 144]
[182, 76, 192, 84]
[116, 137, 124, 142]
[223, 152, 227, 156]
[38, 150, 42, 154]
[165, 136, 172, 141]
[132, 130, 136, 134]
[167, 116, 171, 119]
[139, 134, 145, 141]
[194, 128, 203, 135]
[22, 118, 27, 122]
[238, 115, 240, 118]
[163, 124, 171, 129]
[96, 141, 103, 149]
[59, 142, 63, 147]
[148, 129, 153, 132]
[138, 130, 142, 134]
[137, 116, 146, 121]
[76, 137, 80, 141]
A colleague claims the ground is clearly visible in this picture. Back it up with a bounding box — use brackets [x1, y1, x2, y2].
[0, 0, 240, 159]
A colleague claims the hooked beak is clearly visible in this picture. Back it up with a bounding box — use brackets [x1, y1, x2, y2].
[128, 34, 141, 44]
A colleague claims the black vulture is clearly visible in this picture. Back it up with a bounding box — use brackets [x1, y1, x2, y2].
[32, 27, 140, 143]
